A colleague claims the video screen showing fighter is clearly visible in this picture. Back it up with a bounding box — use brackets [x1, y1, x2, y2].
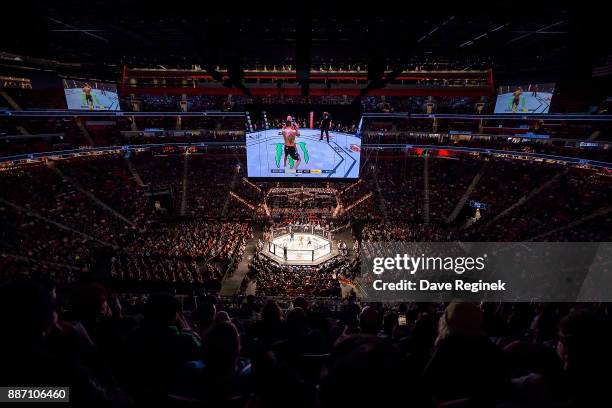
[247, 112, 361, 179]
[62, 79, 121, 110]
[494, 83, 555, 114]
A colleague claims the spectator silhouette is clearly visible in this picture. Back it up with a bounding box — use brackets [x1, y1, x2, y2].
[423, 301, 510, 405]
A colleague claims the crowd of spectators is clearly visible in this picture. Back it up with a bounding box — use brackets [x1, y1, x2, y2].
[1, 279, 610, 407]
[469, 170, 612, 242]
[0, 206, 94, 271]
[466, 159, 564, 228]
[361, 223, 453, 242]
[361, 96, 491, 114]
[0, 153, 256, 286]
[359, 130, 612, 161]
[249, 114, 358, 134]
[337, 179, 379, 220]
[1, 150, 611, 291]
[112, 221, 250, 288]
[110, 255, 207, 285]
[2, 106, 610, 160]
[0, 255, 82, 284]
[121, 95, 236, 112]
[247, 251, 343, 297]
[265, 188, 337, 215]
[56, 154, 150, 225]
[367, 155, 425, 222]
[1, 140, 611, 407]
[0, 163, 137, 248]
[186, 154, 237, 218]
[126, 221, 251, 260]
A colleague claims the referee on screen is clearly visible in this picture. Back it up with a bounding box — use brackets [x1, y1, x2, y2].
[319, 112, 332, 143]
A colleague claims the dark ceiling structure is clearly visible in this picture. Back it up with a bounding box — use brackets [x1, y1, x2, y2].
[1, 2, 608, 96]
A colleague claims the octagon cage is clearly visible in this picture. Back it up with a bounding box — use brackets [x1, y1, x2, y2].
[267, 224, 333, 263]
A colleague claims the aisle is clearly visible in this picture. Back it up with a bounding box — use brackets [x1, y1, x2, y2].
[220, 228, 260, 296]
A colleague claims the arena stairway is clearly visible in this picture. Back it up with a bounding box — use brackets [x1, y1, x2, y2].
[220, 227, 260, 296]
[74, 117, 96, 147]
[483, 168, 569, 230]
[526, 205, 612, 241]
[48, 162, 138, 230]
[372, 167, 388, 221]
[423, 154, 431, 223]
[180, 153, 190, 216]
[446, 161, 489, 224]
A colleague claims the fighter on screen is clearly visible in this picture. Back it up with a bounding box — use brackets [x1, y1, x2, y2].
[282, 120, 301, 172]
[512, 87, 523, 112]
[247, 114, 361, 179]
[287, 115, 299, 131]
[83, 83, 94, 109]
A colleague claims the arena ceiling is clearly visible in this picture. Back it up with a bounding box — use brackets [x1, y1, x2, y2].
[1, 2, 606, 85]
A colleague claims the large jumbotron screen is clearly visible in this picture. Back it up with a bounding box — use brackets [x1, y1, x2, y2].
[494, 83, 555, 114]
[246, 122, 361, 179]
[62, 79, 121, 110]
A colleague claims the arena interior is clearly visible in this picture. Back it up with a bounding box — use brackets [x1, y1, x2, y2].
[0, 3, 611, 407]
